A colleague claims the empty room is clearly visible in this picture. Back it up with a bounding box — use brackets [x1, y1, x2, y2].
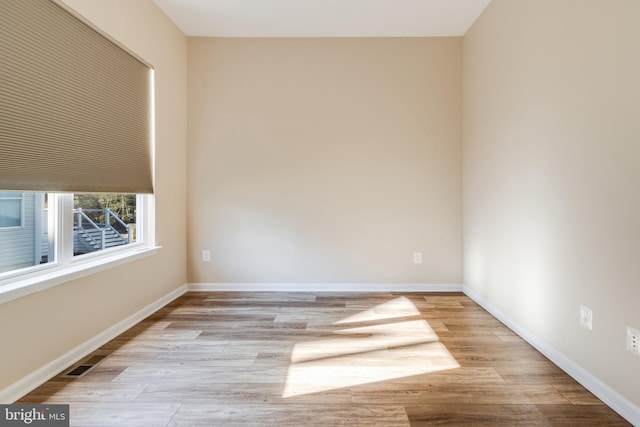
[0, 0, 638, 425]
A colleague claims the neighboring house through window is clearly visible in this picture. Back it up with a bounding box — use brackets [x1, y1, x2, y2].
[0, 192, 44, 274]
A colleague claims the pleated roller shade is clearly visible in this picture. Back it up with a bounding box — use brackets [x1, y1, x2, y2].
[0, 0, 154, 194]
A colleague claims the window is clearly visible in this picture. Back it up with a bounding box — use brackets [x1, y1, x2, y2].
[0, 192, 23, 228]
[0, 191, 154, 296]
[0, 2, 156, 300]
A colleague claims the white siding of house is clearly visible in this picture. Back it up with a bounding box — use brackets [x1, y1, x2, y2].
[0, 193, 37, 273]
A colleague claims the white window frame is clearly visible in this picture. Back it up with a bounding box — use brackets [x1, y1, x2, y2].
[0, 192, 25, 229]
[0, 193, 157, 304]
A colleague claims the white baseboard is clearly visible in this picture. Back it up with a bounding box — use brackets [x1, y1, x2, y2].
[463, 285, 640, 427]
[0, 285, 188, 404]
[187, 282, 463, 292]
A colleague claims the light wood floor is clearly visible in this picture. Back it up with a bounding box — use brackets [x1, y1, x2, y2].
[19, 292, 630, 426]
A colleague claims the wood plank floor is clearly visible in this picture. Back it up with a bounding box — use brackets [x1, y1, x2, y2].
[18, 292, 630, 426]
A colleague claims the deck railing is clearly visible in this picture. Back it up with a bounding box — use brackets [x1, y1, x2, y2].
[74, 208, 132, 251]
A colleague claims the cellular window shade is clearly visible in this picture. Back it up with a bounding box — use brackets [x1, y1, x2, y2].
[0, 0, 153, 194]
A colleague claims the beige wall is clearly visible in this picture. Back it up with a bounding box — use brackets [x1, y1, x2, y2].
[188, 37, 462, 284]
[464, 0, 640, 407]
[0, 0, 187, 392]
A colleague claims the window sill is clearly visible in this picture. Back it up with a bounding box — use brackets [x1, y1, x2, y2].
[0, 246, 160, 305]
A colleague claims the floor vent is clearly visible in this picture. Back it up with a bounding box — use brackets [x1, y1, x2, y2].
[65, 365, 93, 377]
[64, 354, 108, 377]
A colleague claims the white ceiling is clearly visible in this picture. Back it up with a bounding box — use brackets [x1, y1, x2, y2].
[153, 0, 492, 38]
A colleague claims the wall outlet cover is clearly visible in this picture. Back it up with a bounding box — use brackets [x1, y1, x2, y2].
[580, 305, 593, 330]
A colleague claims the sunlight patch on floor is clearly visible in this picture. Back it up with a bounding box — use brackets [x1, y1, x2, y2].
[282, 297, 459, 398]
[290, 320, 439, 364]
[333, 296, 420, 324]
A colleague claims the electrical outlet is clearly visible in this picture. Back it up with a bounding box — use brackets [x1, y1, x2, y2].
[202, 250, 211, 262]
[413, 252, 422, 264]
[627, 327, 640, 356]
[580, 305, 592, 330]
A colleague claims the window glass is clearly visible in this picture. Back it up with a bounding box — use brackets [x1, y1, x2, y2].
[0, 192, 49, 274]
[73, 193, 137, 256]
